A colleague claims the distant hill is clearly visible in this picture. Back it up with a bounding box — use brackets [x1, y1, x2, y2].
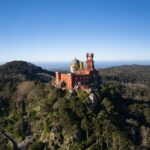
[99, 65, 150, 86]
[0, 61, 55, 90]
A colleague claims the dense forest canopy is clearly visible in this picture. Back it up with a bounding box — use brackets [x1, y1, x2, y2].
[99, 65, 150, 86]
[99, 65, 150, 101]
[0, 62, 150, 150]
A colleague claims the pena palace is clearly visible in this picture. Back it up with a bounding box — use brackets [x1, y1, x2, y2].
[54, 53, 100, 91]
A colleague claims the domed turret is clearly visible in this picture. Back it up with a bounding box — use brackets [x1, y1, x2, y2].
[70, 57, 80, 73]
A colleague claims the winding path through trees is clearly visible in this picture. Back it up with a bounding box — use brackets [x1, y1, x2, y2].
[0, 98, 33, 150]
[0, 127, 19, 150]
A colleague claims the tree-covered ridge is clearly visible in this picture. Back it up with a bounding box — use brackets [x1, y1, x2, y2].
[99, 65, 150, 86]
[0, 62, 150, 150]
[99, 65, 150, 101]
[0, 61, 55, 87]
[0, 61, 55, 117]
[0, 82, 131, 149]
[1, 82, 150, 150]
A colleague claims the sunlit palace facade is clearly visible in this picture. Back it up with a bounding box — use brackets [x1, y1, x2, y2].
[55, 53, 99, 90]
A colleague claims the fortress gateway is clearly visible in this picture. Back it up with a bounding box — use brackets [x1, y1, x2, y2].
[55, 53, 99, 90]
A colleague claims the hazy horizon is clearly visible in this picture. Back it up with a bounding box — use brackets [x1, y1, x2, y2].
[1, 60, 150, 70]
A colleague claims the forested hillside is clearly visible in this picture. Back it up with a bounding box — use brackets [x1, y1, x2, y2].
[99, 65, 150, 85]
[99, 65, 150, 101]
[0, 61, 55, 86]
[0, 63, 150, 150]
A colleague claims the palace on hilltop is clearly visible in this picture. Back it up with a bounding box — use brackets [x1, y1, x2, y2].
[54, 53, 100, 90]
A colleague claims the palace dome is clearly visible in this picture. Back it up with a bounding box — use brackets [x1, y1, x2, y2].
[71, 57, 80, 65]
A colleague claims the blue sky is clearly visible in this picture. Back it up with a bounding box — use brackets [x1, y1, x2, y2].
[0, 0, 150, 62]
